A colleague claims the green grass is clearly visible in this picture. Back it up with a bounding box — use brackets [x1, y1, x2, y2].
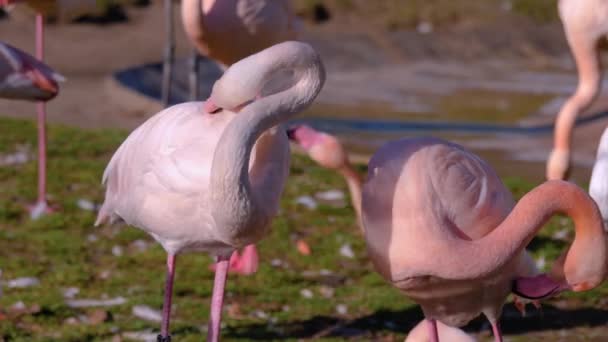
[0, 116, 605, 341]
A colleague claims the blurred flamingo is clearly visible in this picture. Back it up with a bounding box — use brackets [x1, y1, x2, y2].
[545, 0, 608, 230]
[0, 1, 58, 218]
[161, 0, 299, 274]
[162, 0, 299, 105]
[362, 136, 606, 342]
[0, 42, 62, 100]
[547, 0, 608, 180]
[96, 41, 325, 342]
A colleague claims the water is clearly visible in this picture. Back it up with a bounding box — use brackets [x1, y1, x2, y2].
[114, 58, 608, 184]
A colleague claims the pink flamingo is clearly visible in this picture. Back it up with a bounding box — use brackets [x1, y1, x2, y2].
[361, 136, 607, 342]
[546, 0, 608, 180]
[288, 125, 485, 341]
[0, 41, 62, 100]
[161, 0, 299, 275]
[1, 0, 55, 219]
[96, 42, 325, 342]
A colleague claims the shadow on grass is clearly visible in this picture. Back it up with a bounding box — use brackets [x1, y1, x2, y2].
[223, 303, 608, 339]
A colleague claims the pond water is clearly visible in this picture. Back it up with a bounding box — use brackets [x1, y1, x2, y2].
[115, 57, 608, 185]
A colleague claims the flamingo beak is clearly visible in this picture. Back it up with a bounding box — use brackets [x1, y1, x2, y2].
[512, 274, 570, 300]
[286, 126, 299, 140]
[203, 99, 221, 114]
[30, 69, 59, 96]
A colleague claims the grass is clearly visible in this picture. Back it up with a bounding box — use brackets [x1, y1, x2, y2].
[0, 116, 606, 341]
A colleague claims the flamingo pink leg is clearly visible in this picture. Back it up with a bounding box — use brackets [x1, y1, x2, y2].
[31, 13, 49, 220]
[207, 255, 230, 342]
[427, 319, 439, 342]
[491, 321, 503, 342]
[158, 254, 176, 342]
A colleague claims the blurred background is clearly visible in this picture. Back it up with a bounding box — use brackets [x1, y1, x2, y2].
[2, 0, 607, 183]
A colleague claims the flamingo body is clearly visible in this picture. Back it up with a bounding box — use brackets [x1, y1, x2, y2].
[97, 102, 288, 255]
[363, 137, 607, 340]
[589, 127, 608, 225]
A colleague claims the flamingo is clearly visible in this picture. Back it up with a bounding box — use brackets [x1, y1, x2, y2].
[96, 41, 325, 342]
[287, 125, 486, 341]
[546, 0, 608, 180]
[0, 41, 62, 100]
[161, 0, 299, 275]
[0, 2, 58, 218]
[361, 136, 607, 342]
[545, 0, 608, 229]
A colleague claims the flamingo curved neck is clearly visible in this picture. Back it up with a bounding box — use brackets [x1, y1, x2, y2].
[208, 43, 325, 240]
[415, 180, 606, 286]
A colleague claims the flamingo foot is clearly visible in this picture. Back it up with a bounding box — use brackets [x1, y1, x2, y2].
[229, 244, 258, 275]
[513, 296, 527, 317]
[26, 200, 54, 220]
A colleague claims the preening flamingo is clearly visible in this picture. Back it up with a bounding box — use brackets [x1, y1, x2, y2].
[287, 125, 484, 342]
[162, 0, 300, 274]
[0, 42, 62, 100]
[362, 136, 607, 342]
[96, 41, 325, 342]
[546, 0, 608, 180]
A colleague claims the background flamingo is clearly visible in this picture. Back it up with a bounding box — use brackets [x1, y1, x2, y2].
[1, 0, 56, 219]
[546, 0, 608, 231]
[288, 125, 484, 342]
[162, 0, 299, 105]
[0, 41, 62, 100]
[362, 136, 607, 342]
[546, 0, 608, 180]
[96, 41, 325, 342]
[161, 0, 300, 274]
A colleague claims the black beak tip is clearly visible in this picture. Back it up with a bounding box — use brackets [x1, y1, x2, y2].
[286, 127, 297, 140]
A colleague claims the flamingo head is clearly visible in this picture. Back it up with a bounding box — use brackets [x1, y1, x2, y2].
[287, 125, 348, 170]
[0, 43, 64, 101]
[203, 47, 271, 114]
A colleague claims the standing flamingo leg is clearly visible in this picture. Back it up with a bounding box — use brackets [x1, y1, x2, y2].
[427, 319, 439, 342]
[207, 255, 230, 342]
[31, 13, 49, 220]
[547, 30, 601, 180]
[158, 254, 176, 342]
[161, 0, 174, 107]
[491, 321, 503, 342]
[189, 49, 199, 101]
